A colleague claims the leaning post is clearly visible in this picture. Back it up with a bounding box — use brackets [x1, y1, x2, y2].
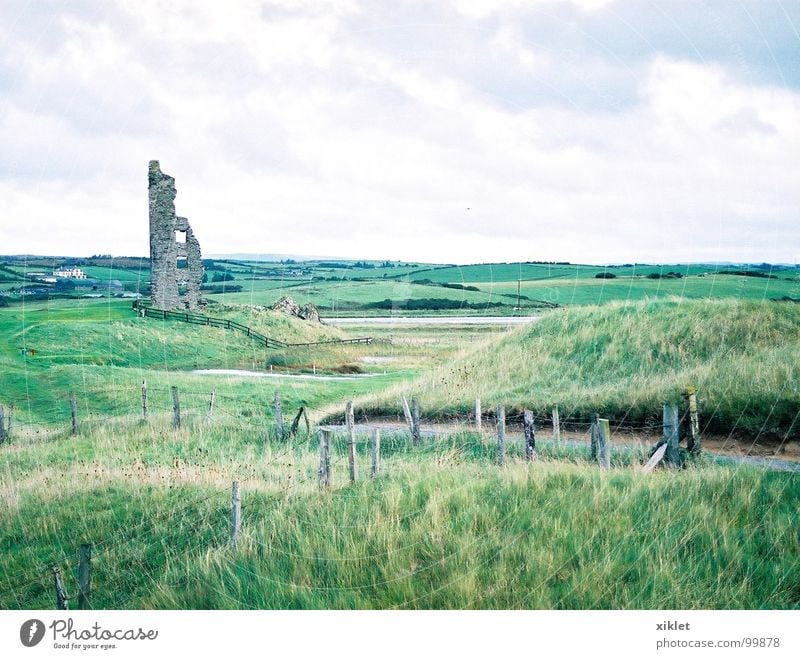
[52, 567, 68, 610]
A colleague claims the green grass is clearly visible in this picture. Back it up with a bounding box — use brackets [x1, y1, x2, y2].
[1, 279, 798, 610]
[357, 298, 800, 439]
[0, 299, 421, 427]
[1, 420, 797, 609]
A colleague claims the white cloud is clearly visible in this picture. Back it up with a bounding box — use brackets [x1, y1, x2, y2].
[0, 1, 797, 265]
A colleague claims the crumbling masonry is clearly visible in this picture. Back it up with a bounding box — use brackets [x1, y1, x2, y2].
[148, 160, 204, 310]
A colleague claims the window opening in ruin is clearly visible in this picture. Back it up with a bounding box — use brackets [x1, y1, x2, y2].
[175, 230, 186, 243]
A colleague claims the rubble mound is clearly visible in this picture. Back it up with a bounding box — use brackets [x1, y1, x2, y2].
[271, 296, 323, 323]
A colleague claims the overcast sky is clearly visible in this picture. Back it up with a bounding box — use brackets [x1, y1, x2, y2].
[1, 0, 798, 264]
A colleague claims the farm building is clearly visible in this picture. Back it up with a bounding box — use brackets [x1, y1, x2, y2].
[53, 266, 87, 279]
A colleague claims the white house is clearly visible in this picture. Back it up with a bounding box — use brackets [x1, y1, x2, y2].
[53, 266, 87, 279]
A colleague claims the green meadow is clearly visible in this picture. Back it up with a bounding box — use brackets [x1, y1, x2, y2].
[0, 257, 798, 610]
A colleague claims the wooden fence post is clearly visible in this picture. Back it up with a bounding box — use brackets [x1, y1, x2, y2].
[0, 405, 5, 444]
[475, 398, 482, 431]
[346, 401, 358, 483]
[597, 418, 610, 469]
[206, 390, 215, 425]
[523, 409, 536, 461]
[400, 396, 414, 439]
[69, 393, 78, 436]
[141, 380, 148, 421]
[663, 404, 681, 468]
[274, 391, 284, 440]
[411, 396, 421, 445]
[52, 567, 68, 610]
[6, 404, 11, 437]
[171, 386, 180, 429]
[370, 427, 380, 477]
[683, 387, 701, 456]
[552, 406, 561, 442]
[318, 429, 332, 487]
[590, 412, 599, 460]
[496, 405, 506, 466]
[78, 544, 91, 610]
[230, 481, 241, 550]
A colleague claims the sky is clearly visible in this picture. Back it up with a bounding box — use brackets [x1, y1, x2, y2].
[0, 0, 798, 265]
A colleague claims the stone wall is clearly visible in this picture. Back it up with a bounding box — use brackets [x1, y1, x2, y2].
[148, 160, 204, 310]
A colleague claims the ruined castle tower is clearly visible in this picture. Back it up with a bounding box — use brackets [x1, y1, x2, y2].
[148, 160, 204, 310]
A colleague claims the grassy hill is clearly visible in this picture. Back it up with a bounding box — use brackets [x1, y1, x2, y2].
[357, 298, 800, 439]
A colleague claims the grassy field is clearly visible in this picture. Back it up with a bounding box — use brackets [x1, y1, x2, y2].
[1, 262, 798, 611]
[4, 256, 796, 314]
[0, 298, 504, 428]
[354, 298, 800, 439]
[1, 418, 798, 609]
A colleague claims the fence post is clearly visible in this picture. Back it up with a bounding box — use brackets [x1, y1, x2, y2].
[141, 380, 148, 421]
[171, 386, 180, 429]
[523, 409, 536, 461]
[0, 405, 5, 444]
[346, 401, 358, 483]
[370, 427, 380, 477]
[683, 387, 701, 456]
[411, 396, 421, 445]
[206, 390, 215, 425]
[590, 412, 599, 460]
[69, 393, 78, 436]
[318, 429, 331, 487]
[663, 404, 681, 468]
[597, 418, 610, 469]
[274, 391, 284, 440]
[230, 481, 241, 550]
[552, 406, 561, 442]
[496, 405, 506, 466]
[78, 544, 91, 610]
[6, 404, 11, 437]
[475, 398, 482, 431]
[52, 567, 68, 610]
[400, 396, 414, 439]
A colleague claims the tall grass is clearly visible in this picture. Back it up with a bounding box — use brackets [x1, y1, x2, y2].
[1, 417, 798, 610]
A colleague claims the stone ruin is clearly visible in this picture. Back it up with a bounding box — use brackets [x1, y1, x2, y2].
[271, 296, 323, 323]
[148, 160, 204, 310]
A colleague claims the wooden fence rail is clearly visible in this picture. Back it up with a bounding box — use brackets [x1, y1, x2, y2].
[133, 301, 371, 349]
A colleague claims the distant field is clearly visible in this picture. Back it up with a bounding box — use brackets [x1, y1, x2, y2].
[2, 257, 797, 313]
